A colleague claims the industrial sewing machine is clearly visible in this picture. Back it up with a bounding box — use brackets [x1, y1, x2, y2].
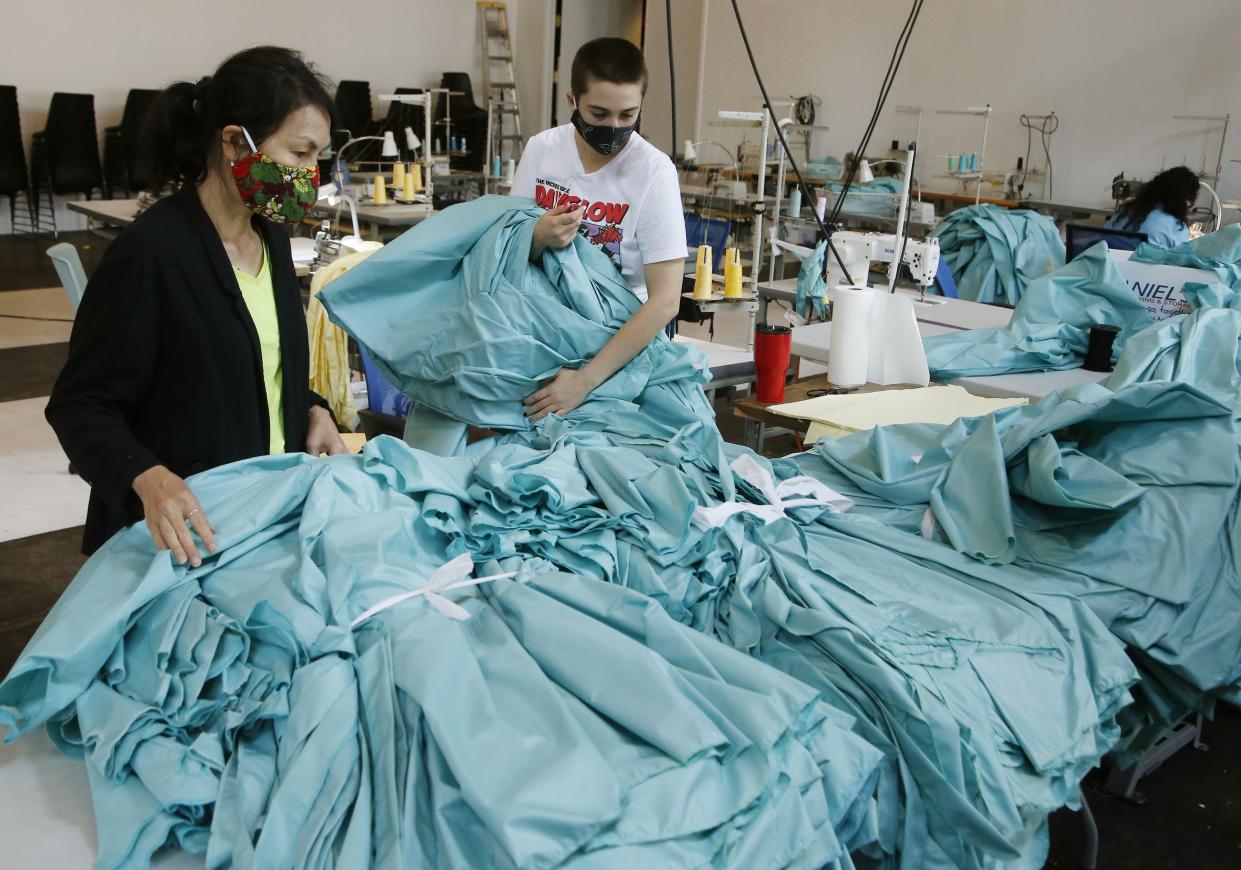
[821, 230, 942, 300]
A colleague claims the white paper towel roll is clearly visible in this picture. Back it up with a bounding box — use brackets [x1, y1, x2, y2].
[828, 284, 874, 387]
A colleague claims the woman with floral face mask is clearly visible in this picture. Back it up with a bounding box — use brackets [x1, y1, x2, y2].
[46, 46, 347, 563]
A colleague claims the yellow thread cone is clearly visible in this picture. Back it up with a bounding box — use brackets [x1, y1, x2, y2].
[372, 174, 387, 204]
[392, 161, 406, 188]
[409, 163, 423, 193]
[723, 247, 744, 298]
[693, 245, 713, 300]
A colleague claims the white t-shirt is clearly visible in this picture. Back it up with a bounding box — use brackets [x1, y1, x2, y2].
[512, 124, 687, 302]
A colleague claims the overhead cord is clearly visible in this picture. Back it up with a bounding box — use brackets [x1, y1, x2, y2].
[727, 0, 926, 290]
[1019, 113, 1058, 199]
[726, 0, 855, 284]
[828, 0, 924, 228]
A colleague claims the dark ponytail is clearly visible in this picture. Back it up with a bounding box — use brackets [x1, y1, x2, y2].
[1117, 165, 1200, 227]
[140, 46, 335, 190]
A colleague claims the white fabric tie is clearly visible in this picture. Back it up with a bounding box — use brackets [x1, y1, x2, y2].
[693, 454, 854, 530]
[351, 553, 516, 627]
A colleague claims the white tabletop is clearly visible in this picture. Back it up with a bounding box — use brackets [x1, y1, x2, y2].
[758, 279, 1012, 331]
[67, 198, 141, 227]
[790, 320, 960, 363]
[313, 201, 435, 227]
[675, 335, 749, 374]
[950, 368, 1110, 400]
[0, 729, 200, 868]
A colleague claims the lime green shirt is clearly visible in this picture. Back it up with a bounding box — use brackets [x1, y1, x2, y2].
[233, 248, 285, 455]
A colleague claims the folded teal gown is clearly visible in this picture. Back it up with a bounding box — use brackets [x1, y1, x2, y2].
[2, 197, 1140, 870]
[930, 205, 1065, 305]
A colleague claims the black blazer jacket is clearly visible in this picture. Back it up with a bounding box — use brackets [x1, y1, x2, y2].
[46, 185, 329, 554]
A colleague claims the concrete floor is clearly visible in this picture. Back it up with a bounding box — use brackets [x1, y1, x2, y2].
[0, 229, 1236, 868]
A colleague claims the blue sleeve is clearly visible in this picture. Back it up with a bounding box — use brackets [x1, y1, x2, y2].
[1138, 208, 1189, 249]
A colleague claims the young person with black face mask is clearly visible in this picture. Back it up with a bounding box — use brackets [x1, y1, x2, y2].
[512, 37, 688, 422]
[46, 46, 347, 563]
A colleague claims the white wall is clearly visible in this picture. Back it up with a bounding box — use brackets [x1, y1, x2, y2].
[552, 0, 645, 127]
[641, 0, 705, 158]
[683, 0, 1241, 209]
[1, 0, 538, 232]
[514, 0, 555, 138]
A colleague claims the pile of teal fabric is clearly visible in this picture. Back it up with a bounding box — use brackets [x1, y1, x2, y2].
[822, 177, 904, 218]
[924, 225, 1241, 378]
[1, 447, 881, 869]
[923, 242, 1150, 377]
[785, 371, 1241, 763]
[931, 204, 1065, 304]
[910, 226, 1241, 754]
[795, 155, 843, 184]
[9, 197, 1236, 869]
[1129, 222, 1241, 289]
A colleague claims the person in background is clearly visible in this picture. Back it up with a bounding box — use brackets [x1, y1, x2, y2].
[511, 37, 687, 421]
[46, 46, 346, 563]
[1105, 165, 1200, 248]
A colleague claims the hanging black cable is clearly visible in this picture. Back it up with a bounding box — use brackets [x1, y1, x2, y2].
[1019, 112, 1058, 198]
[549, 0, 565, 128]
[828, 0, 924, 226]
[828, 3, 920, 223]
[727, 0, 927, 290]
[726, 0, 854, 283]
[665, 0, 677, 160]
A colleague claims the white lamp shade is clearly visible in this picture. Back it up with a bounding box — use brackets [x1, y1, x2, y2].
[840, 157, 876, 184]
[404, 126, 421, 151]
[381, 131, 399, 157]
[683, 140, 697, 161]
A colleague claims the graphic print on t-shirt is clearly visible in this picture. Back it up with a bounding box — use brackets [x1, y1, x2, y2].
[534, 180, 629, 269]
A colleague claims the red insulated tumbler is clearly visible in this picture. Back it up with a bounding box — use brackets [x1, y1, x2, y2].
[753, 324, 792, 403]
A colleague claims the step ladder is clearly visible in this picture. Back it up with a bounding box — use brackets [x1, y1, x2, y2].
[478, 1, 524, 187]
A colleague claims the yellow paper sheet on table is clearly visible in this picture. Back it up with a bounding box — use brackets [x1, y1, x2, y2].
[769, 386, 1027, 444]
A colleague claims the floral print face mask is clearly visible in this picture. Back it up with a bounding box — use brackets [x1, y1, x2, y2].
[230, 126, 319, 224]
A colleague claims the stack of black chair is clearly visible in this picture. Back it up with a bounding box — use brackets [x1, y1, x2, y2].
[334, 80, 382, 168]
[30, 92, 104, 236]
[103, 88, 160, 198]
[0, 85, 37, 234]
[436, 73, 487, 172]
[380, 87, 427, 164]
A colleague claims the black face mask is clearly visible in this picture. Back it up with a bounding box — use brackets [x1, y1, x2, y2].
[570, 100, 637, 156]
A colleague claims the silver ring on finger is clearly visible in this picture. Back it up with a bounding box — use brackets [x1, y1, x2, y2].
[185, 508, 201, 524]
